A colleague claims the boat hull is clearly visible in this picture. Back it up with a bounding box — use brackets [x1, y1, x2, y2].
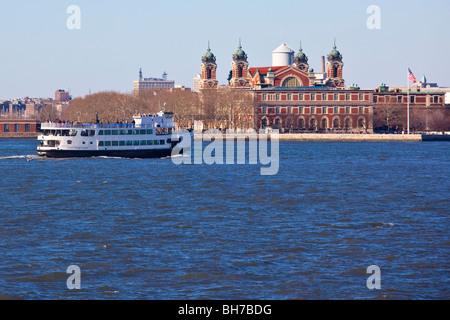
[38, 148, 173, 159]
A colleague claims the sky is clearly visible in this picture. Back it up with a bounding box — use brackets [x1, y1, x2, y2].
[0, 0, 449, 100]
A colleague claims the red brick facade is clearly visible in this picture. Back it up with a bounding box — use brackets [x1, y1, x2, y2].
[0, 120, 39, 133]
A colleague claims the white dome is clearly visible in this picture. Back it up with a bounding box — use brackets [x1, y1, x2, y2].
[272, 43, 294, 66]
[272, 42, 294, 54]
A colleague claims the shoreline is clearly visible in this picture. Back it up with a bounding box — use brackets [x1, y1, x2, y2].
[274, 133, 450, 142]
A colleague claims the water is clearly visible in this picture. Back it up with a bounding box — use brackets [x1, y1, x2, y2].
[0, 139, 448, 300]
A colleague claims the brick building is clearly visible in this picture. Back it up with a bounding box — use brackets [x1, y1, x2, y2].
[0, 119, 39, 134]
[199, 40, 374, 132]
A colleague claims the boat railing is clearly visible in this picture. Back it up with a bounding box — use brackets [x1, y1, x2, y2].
[40, 122, 174, 130]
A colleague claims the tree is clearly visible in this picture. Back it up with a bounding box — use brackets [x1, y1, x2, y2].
[373, 97, 406, 132]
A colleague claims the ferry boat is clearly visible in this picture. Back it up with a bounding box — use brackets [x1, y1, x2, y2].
[37, 111, 180, 158]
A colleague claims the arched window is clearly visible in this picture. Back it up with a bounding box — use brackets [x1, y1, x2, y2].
[207, 68, 212, 79]
[298, 117, 305, 129]
[321, 118, 328, 129]
[261, 117, 268, 128]
[344, 118, 352, 130]
[310, 118, 317, 130]
[238, 65, 243, 78]
[274, 117, 282, 128]
[333, 118, 340, 128]
[332, 66, 338, 78]
[282, 77, 302, 88]
[358, 118, 365, 129]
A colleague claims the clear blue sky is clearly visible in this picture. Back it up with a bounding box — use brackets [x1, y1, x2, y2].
[0, 0, 449, 99]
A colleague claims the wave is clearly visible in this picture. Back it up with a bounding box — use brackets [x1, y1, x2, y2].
[0, 155, 39, 160]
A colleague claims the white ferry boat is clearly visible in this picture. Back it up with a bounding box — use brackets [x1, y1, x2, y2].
[37, 111, 179, 158]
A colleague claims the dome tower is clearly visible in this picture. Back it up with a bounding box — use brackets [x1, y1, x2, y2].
[200, 42, 219, 89]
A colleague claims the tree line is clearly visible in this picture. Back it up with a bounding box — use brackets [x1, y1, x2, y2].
[41, 88, 450, 132]
[59, 89, 256, 130]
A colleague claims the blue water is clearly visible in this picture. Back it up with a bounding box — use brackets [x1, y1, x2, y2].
[0, 139, 448, 300]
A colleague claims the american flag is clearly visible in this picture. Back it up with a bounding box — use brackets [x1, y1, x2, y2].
[408, 68, 417, 84]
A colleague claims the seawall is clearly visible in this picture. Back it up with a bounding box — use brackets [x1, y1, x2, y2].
[275, 134, 450, 142]
[0, 133, 39, 139]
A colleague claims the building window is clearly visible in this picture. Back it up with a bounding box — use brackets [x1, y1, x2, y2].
[333, 118, 340, 128]
[374, 96, 378, 103]
[262, 94, 267, 101]
[359, 107, 364, 114]
[410, 95, 415, 103]
[310, 94, 315, 101]
[276, 107, 281, 114]
[322, 93, 327, 101]
[345, 93, 350, 101]
[299, 107, 304, 114]
[346, 107, 350, 114]
[433, 96, 439, 103]
[4, 124, 9, 132]
[282, 77, 301, 87]
[334, 107, 339, 114]
[274, 117, 282, 128]
[299, 93, 304, 101]
[15, 124, 20, 132]
[334, 93, 338, 101]
[311, 107, 315, 114]
[25, 124, 30, 132]
[359, 93, 363, 101]
[275, 94, 280, 101]
[398, 96, 402, 103]
[345, 118, 352, 130]
[358, 118, 365, 129]
[298, 117, 305, 129]
[287, 93, 292, 101]
[322, 107, 327, 114]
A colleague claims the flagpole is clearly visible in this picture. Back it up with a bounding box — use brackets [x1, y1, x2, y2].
[407, 64, 410, 135]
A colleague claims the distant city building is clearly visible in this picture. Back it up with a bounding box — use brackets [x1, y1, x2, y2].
[133, 68, 175, 95]
[55, 89, 71, 102]
[193, 74, 202, 92]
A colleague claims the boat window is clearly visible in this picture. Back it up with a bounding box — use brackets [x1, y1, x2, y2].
[81, 130, 89, 137]
[112, 141, 119, 146]
[147, 140, 153, 145]
[126, 140, 133, 146]
[147, 129, 153, 134]
[133, 130, 139, 135]
[98, 130, 104, 135]
[119, 141, 125, 146]
[104, 130, 111, 135]
[89, 130, 96, 136]
[99, 141, 104, 146]
[105, 141, 111, 146]
[112, 130, 118, 135]
[140, 129, 146, 135]
[133, 140, 140, 146]
[119, 130, 126, 135]
[126, 130, 133, 135]
[154, 140, 159, 145]
[160, 140, 165, 145]
[140, 140, 147, 146]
